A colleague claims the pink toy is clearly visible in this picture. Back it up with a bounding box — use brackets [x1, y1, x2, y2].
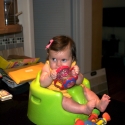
[54, 66, 78, 90]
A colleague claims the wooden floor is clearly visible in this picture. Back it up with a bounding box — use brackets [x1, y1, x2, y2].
[104, 59, 125, 103]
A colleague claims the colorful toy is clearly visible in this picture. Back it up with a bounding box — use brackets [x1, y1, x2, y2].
[75, 119, 96, 125]
[96, 112, 111, 125]
[88, 109, 100, 123]
[54, 66, 78, 89]
[75, 112, 111, 125]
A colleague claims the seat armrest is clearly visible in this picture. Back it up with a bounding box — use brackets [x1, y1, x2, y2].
[82, 78, 90, 89]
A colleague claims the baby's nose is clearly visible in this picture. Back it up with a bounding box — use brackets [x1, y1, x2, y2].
[57, 61, 62, 67]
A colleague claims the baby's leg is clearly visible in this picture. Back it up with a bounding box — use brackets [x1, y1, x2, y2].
[83, 86, 100, 101]
[83, 86, 110, 112]
[62, 96, 96, 115]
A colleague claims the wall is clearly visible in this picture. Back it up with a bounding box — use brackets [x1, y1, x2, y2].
[102, 0, 125, 55]
[92, 0, 102, 70]
[17, 0, 35, 58]
[0, 32, 24, 59]
[18, 0, 93, 74]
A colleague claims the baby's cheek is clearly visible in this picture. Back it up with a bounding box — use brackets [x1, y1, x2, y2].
[72, 70, 76, 76]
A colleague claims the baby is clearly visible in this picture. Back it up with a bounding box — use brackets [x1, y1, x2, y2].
[40, 35, 110, 115]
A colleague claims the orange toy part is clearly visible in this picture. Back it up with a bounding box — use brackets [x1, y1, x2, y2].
[88, 113, 98, 121]
[75, 119, 84, 125]
[102, 112, 111, 121]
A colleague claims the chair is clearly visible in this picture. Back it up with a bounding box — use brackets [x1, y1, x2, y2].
[27, 71, 99, 125]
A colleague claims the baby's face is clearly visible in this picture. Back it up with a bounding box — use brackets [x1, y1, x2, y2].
[49, 46, 73, 70]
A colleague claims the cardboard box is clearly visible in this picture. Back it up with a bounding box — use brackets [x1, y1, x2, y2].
[0, 55, 40, 69]
[84, 68, 109, 95]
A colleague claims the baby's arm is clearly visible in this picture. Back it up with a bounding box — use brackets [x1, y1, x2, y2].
[72, 65, 84, 85]
[76, 73, 84, 85]
[39, 63, 57, 87]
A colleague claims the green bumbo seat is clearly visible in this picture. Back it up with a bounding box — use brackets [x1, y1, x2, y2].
[27, 71, 99, 125]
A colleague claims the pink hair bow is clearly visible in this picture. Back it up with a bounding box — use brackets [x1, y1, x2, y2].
[45, 39, 54, 49]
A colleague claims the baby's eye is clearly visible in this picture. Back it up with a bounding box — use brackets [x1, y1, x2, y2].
[52, 58, 56, 62]
[62, 59, 67, 62]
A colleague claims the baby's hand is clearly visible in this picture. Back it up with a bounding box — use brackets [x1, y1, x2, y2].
[50, 69, 57, 80]
[71, 65, 79, 76]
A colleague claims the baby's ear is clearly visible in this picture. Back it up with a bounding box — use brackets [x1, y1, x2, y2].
[47, 52, 50, 56]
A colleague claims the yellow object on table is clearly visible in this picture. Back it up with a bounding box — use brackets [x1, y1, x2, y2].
[5, 62, 44, 84]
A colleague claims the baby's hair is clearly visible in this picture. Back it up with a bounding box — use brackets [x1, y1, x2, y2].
[46, 35, 76, 61]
